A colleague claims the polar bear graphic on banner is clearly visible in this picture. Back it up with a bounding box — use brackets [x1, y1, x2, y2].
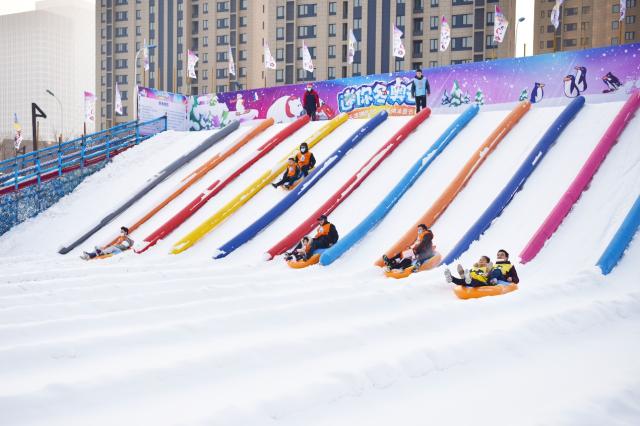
[266, 95, 305, 123]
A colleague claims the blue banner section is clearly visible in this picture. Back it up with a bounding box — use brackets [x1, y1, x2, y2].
[597, 196, 640, 275]
[212, 111, 389, 259]
[441, 96, 586, 265]
[319, 104, 479, 266]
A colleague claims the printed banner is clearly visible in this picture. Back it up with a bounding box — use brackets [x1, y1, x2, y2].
[115, 83, 123, 115]
[13, 113, 22, 150]
[143, 38, 150, 71]
[392, 25, 405, 58]
[494, 6, 509, 44]
[551, 2, 561, 29]
[348, 29, 357, 64]
[138, 86, 188, 135]
[440, 16, 451, 52]
[264, 42, 276, 69]
[620, 0, 626, 21]
[228, 46, 235, 76]
[302, 41, 314, 73]
[187, 49, 198, 79]
[84, 91, 96, 123]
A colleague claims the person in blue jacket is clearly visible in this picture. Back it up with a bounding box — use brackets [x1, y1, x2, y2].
[411, 69, 431, 113]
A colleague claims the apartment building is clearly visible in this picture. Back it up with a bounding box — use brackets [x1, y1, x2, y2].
[96, 0, 516, 130]
[534, 0, 639, 54]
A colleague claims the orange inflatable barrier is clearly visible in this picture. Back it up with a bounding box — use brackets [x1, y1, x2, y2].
[104, 119, 274, 247]
[376, 101, 531, 267]
[453, 283, 518, 299]
[384, 252, 442, 279]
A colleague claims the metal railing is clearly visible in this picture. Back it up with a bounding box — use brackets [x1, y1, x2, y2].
[0, 116, 167, 191]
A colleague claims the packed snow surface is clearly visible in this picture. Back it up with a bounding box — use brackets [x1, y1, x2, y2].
[0, 101, 639, 425]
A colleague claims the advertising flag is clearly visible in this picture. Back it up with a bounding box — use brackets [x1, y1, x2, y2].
[392, 24, 405, 58]
[84, 91, 96, 123]
[187, 49, 199, 79]
[302, 41, 314, 73]
[143, 38, 150, 71]
[440, 16, 451, 51]
[348, 29, 357, 64]
[263, 42, 276, 69]
[115, 83, 123, 115]
[494, 5, 509, 43]
[228, 46, 236, 76]
[620, 0, 626, 21]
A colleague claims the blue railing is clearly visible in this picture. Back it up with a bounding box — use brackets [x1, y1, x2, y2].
[0, 116, 167, 191]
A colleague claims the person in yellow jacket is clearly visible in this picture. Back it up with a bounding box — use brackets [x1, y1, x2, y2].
[488, 249, 520, 284]
[443, 255, 494, 287]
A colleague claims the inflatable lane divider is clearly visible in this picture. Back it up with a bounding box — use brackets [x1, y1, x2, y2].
[170, 113, 349, 254]
[519, 91, 640, 264]
[57, 122, 240, 255]
[376, 100, 531, 267]
[213, 111, 388, 259]
[597, 195, 640, 275]
[442, 96, 586, 265]
[266, 107, 432, 261]
[136, 115, 309, 254]
[102, 119, 274, 248]
[319, 104, 479, 267]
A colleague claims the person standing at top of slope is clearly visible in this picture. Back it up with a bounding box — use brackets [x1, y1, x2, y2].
[382, 224, 434, 271]
[303, 83, 321, 121]
[296, 142, 316, 177]
[488, 249, 519, 284]
[411, 69, 431, 114]
[81, 226, 134, 260]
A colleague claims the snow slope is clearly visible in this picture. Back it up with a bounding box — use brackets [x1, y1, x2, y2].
[0, 101, 638, 425]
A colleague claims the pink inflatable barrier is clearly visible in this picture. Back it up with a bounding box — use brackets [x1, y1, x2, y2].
[519, 91, 640, 264]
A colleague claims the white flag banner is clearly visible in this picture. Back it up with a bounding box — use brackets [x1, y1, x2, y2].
[228, 46, 236, 76]
[187, 49, 199, 79]
[115, 82, 123, 115]
[13, 113, 23, 150]
[302, 41, 314, 73]
[392, 24, 405, 58]
[494, 5, 509, 43]
[439, 16, 451, 52]
[263, 42, 276, 69]
[143, 38, 150, 71]
[348, 29, 357, 64]
[620, 0, 626, 21]
[84, 91, 96, 123]
[551, 0, 563, 29]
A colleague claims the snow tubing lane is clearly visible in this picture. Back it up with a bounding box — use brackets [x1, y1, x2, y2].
[213, 111, 388, 259]
[58, 122, 240, 255]
[320, 104, 479, 266]
[453, 282, 518, 300]
[442, 96, 585, 265]
[519, 91, 640, 264]
[597, 195, 640, 275]
[377, 101, 531, 267]
[384, 252, 442, 279]
[135, 115, 310, 253]
[171, 113, 349, 254]
[103, 119, 274, 247]
[266, 107, 432, 260]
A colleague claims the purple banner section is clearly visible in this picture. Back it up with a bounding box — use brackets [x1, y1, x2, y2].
[140, 44, 640, 132]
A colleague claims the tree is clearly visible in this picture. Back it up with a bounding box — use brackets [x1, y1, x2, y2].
[449, 80, 463, 107]
[475, 89, 485, 105]
[519, 88, 528, 102]
[441, 90, 450, 106]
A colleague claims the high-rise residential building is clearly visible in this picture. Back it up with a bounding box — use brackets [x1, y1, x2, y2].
[0, 0, 94, 150]
[96, 0, 516, 131]
[534, 0, 639, 55]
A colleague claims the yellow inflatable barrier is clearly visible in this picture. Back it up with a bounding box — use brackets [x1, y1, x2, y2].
[453, 283, 518, 300]
[171, 113, 349, 254]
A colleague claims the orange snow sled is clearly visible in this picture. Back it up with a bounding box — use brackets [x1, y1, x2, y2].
[454, 282, 518, 299]
[287, 253, 321, 269]
[384, 252, 442, 279]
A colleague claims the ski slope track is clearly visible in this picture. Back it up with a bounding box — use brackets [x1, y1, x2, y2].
[0, 99, 639, 426]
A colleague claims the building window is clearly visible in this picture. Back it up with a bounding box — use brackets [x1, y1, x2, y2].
[563, 39, 577, 47]
[329, 23, 336, 37]
[430, 38, 438, 52]
[412, 40, 423, 57]
[452, 36, 472, 50]
[136, 26, 142, 35]
[429, 60, 437, 68]
[115, 27, 128, 37]
[202, 52, 209, 63]
[216, 68, 227, 78]
[429, 16, 438, 29]
[217, 1, 229, 12]
[451, 59, 471, 65]
[276, 27, 285, 39]
[136, 9, 141, 19]
[452, 14, 472, 28]
[297, 46, 316, 59]
[582, 6, 590, 14]
[430, 0, 439, 6]
[216, 35, 229, 44]
[297, 4, 317, 17]
[626, 15, 636, 24]
[203, 20, 208, 30]
[612, 4, 620, 13]
[240, 0, 248, 10]
[116, 74, 128, 84]
[239, 50, 247, 60]
[275, 69, 284, 82]
[116, 43, 128, 53]
[276, 48, 284, 60]
[116, 11, 128, 21]
[217, 18, 228, 28]
[564, 7, 578, 16]
[354, 18, 362, 29]
[239, 33, 247, 43]
[239, 16, 247, 27]
[564, 23, 577, 31]
[486, 34, 495, 47]
[612, 21, 619, 30]
[277, 6, 285, 19]
[202, 69, 209, 80]
[486, 11, 494, 25]
[329, 2, 337, 15]
[203, 36, 209, 46]
[328, 45, 336, 58]
[297, 25, 317, 38]
[396, 15, 405, 26]
[203, 2, 208, 13]
[216, 51, 228, 61]
[328, 67, 336, 79]
[625, 31, 636, 41]
[628, 0, 637, 8]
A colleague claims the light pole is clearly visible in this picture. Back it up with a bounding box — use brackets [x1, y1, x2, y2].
[133, 43, 157, 122]
[515, 16, 526, 57]
[45, 89, 63, 143]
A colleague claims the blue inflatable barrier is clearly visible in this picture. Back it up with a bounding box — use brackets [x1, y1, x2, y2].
[212, 111, 388, 259]
[318, 104, 479, 266]
[441, 96, 585, 265]
[597, 196, 640, 275]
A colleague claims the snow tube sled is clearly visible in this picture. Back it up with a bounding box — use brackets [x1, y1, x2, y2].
[280, 179, 302, 191]
[454, 281, 518, 299]
[83, 247, 131, 261]
[287, 249, 326, 269]
[384, 252, 442, 279]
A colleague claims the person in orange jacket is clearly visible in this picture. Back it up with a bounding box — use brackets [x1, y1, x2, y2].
[382, 224, 434, 271]
[309, 214, 339, 253]
[296, 142, 316, 177]
[272, 158, 300, 189]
